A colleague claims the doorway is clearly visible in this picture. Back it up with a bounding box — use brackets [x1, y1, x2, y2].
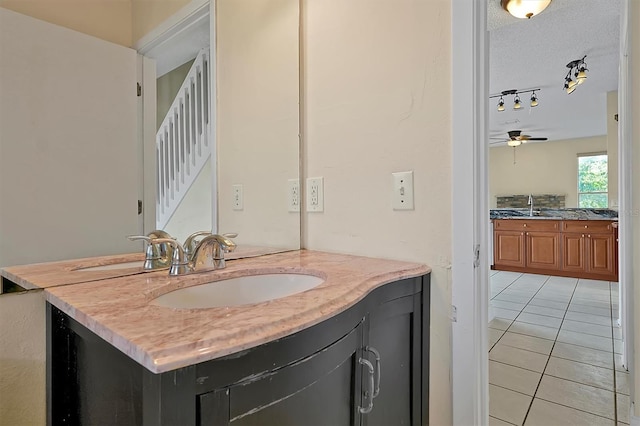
[451, 0, 632, 424]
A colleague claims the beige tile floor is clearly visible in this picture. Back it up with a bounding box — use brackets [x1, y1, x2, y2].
[488, 271, 629, 426]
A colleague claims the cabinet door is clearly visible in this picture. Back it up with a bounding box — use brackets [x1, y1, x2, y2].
[526, 231, 560, 270]
[198, 323, 364, 426]
[494, 230, 525, 268]
[364, 295, 421, 426]
[562, 233, 586, 273]
[586, 234, 616, 277]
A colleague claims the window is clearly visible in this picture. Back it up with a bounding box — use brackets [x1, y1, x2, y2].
[578, 153, 608, 208]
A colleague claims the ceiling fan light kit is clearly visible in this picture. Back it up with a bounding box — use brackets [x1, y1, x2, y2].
[501, 0, 552, 19]
[491, 88, 541, 112]
[563, 55, 588, 94]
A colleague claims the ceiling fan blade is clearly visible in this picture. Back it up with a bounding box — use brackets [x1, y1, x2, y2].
[525, 137, 548, 141]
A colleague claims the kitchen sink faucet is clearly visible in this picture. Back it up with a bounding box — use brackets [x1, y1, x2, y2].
[528, 194, 534, 217]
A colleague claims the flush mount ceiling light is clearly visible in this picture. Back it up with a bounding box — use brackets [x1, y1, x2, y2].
[501, 0, 552, 19]
[490, 88, 541, 112]
[563, 55, 588, 94]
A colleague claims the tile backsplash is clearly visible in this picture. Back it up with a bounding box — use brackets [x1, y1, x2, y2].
[496, 194, 566, 209]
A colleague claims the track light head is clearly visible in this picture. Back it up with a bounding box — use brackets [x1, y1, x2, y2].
[497, 97, 505, 111]
[530, 92, 538, 107]
[513, 94, 522, 110]
[564, 55, 588, 93]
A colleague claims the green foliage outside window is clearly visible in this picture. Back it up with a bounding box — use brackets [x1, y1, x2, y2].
[578, 154, 608, 208]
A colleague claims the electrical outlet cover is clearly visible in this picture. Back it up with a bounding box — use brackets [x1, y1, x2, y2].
[288, 179, 300, 212]
[232, 184, 243, 211]
[306, 177, 324, 212]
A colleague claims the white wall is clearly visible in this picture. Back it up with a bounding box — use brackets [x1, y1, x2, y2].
[156, 59, 195, 131]
[0, 291, 46, 424]
[631, 0, 640, 417]
[301, 1, 452, 424]
[489, 136, 608, 208]
[164, 158, 212, 242]
[0, 8, 139, 268]
[217, 0, 300, 249]
[607, 91, 619, 209]
[0, 0, 132, 46]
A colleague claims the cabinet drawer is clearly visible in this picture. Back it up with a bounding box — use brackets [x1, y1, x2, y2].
[494, 219, 560, 232]
[562, 220, 614, 234]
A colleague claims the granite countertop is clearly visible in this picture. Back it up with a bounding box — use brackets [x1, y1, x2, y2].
[43, 250, 430, 374]
[490, 208, 619, 221]
[0, 245, 293, 290]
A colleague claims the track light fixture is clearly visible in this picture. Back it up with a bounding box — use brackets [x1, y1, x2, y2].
[563, 55, 588, 94]
[490, 88, 541, 112]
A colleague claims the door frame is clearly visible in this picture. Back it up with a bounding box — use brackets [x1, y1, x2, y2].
[451, 0, 633, 424]
[134, 0, 217, 233]
[451, 0, 489, 425]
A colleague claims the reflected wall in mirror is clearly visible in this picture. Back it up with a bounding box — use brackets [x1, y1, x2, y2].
[216, 0, 300, 251]
[149, 0, 300, 252]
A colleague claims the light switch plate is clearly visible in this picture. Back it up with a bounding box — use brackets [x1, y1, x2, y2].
[392, 171, 414, 210]
[306, 177, 324, 212]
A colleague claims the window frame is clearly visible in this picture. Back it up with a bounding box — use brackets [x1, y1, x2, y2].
[577, 151, 609, 208]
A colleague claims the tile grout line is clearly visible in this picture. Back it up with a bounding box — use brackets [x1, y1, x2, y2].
[489, 274, 620, 424]
[520, 276, 580, 425]
[610, 280, 619, 425]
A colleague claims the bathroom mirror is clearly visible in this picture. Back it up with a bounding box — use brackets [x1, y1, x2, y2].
[156, 0, 300, 254]
[216, 0, 300, 252]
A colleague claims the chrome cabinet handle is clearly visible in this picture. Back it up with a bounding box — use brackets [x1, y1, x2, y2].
[365, 346, 381, 398]
[358, 358, 375, 414]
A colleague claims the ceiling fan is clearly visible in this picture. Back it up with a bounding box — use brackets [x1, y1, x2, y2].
[490, 130, 548, 164]
[490, 130, 548, 147]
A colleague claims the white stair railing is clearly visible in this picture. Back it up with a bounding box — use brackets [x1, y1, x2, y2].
[156, 49, 211, 229]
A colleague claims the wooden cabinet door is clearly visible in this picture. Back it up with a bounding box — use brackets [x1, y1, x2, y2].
[526, 232, 560, 270]
[198, 323, 364, 426]
[586, 234, 616, 277]
[562, 233, 585, 273]
[365, 294, 422, 426]
[494, 230, 525, 268]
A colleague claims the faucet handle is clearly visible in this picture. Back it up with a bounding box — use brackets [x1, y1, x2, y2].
[184, 231, 212, 260]
[127, 235, 174, 271]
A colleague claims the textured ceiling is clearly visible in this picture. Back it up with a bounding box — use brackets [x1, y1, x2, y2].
[488, 0, 621, 146]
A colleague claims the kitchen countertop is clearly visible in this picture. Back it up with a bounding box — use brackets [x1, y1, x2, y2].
[43, 250, 430, 374]
[0, 245, 293, 290]
[490, 208, 618, 221]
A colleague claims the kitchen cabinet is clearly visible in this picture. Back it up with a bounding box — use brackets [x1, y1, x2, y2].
[48, 275, 430, 426]
[493, 220, 560, 272]
[493, 219, 618, 281]
[561, 221, 616, 280]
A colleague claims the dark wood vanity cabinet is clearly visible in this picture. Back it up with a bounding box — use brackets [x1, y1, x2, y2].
[47, 275, 430, 426]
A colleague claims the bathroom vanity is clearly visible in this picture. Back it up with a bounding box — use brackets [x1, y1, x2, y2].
[6, 250, 430, 426]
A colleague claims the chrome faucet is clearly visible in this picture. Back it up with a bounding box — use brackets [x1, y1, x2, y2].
[184, 231, 238, 261]
[183, 231, 212, 260]
[127, 230, 174, 270]
[152, 234, 237, 276]
[528, 194, 534, 217]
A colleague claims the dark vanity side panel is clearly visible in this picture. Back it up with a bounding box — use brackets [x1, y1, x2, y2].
[48, 304, 144, 425]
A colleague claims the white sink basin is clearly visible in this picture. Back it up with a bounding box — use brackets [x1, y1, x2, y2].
[76, 261, 143, 272]
[151, 273, 325, 309]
